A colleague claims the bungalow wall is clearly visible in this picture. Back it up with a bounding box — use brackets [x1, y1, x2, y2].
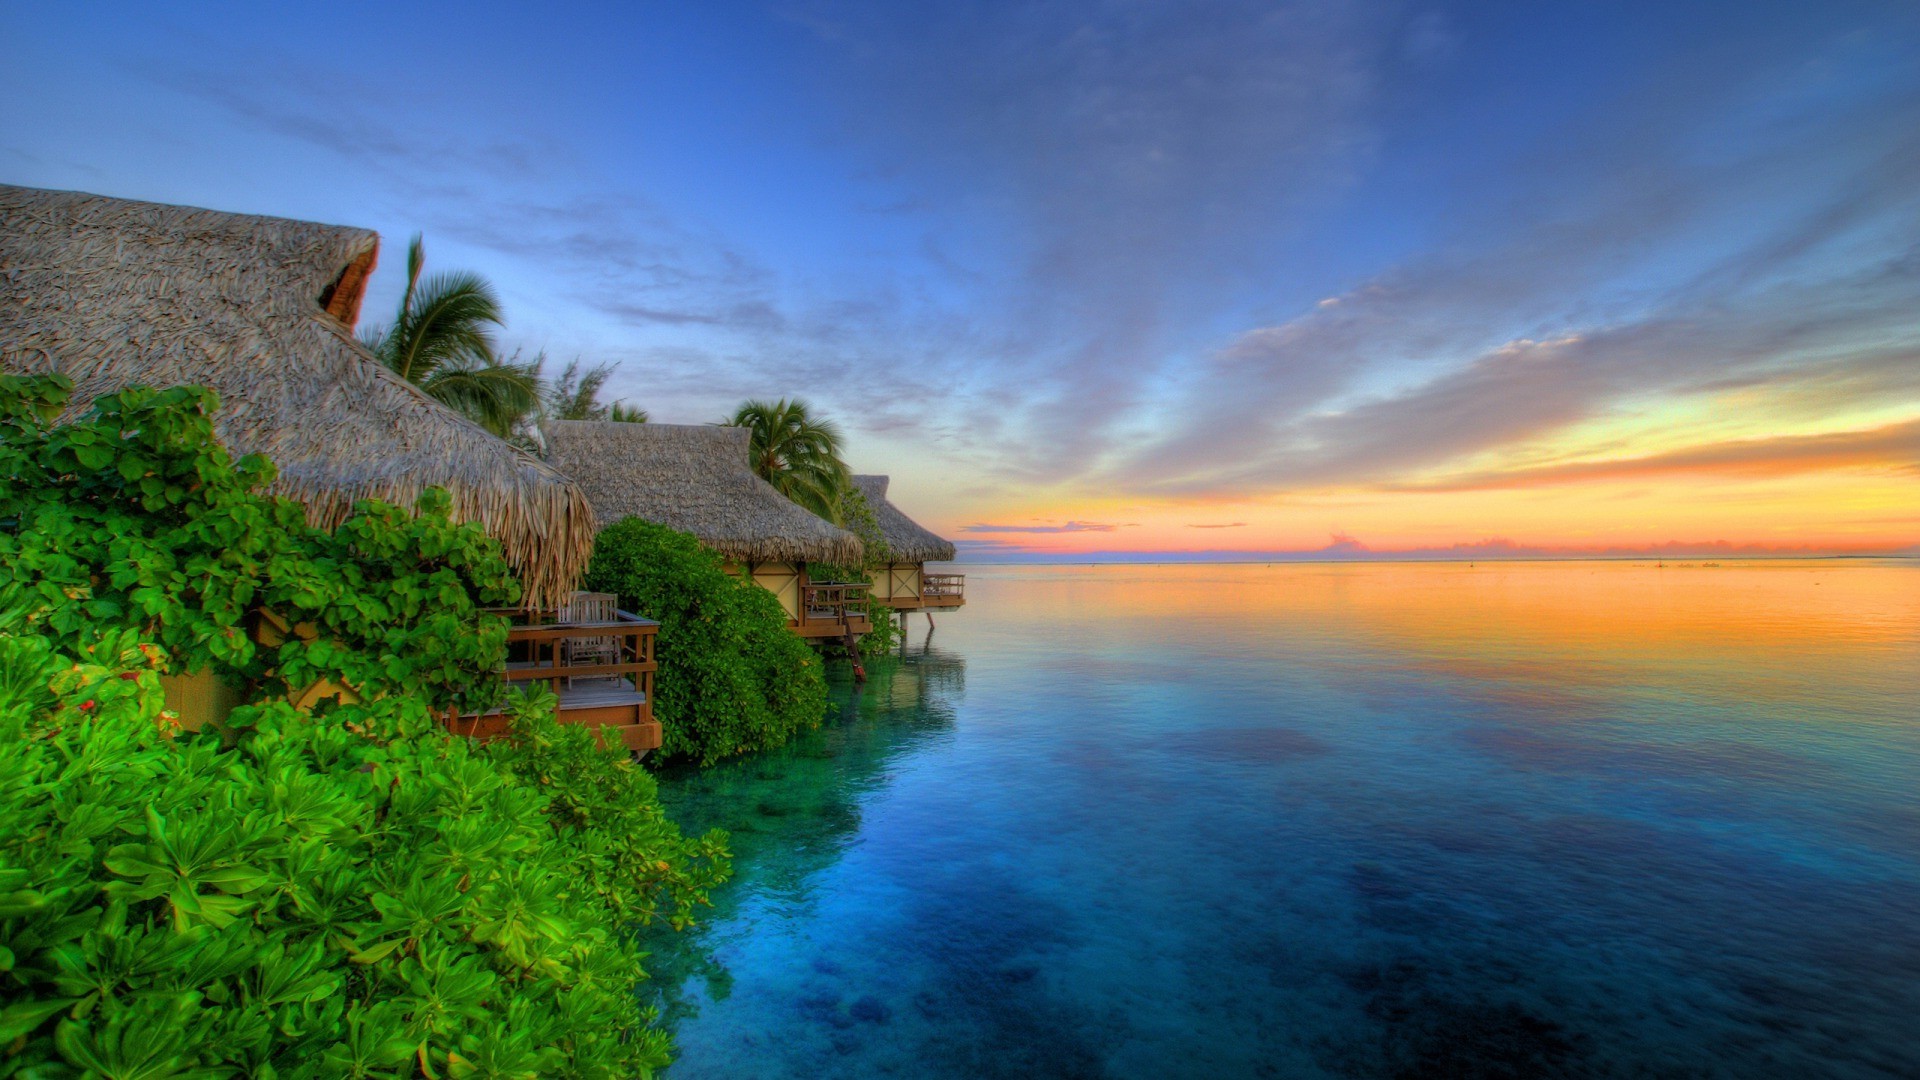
[152, 609, 359, 731]
[740, 560, 806, 622]
[870, 562, 923, 603]
[156, 670, 245, 732]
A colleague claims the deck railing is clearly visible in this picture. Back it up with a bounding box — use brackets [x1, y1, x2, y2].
[801, 581, 871, 627]
[487, 606, 659, 706]
[922, 573, 965, 599]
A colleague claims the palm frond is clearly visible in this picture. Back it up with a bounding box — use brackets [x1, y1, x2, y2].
[358, 234, 531, 436]
[419, 357, 541, 438]
[392, 271, 502, 382]
[727, 397, 850, 524]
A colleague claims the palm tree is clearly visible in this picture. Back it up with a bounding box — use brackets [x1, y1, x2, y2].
[544, 358, 611, 420]
[359, 235, 540, 438]
[727, 398, 848, 522]
[544, 358, 647, 423]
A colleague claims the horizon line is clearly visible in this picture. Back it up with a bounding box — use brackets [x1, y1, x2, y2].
[938, 552, 1920, 566]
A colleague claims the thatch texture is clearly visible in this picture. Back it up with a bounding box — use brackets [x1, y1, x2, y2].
[544, 420, 864, 565]
[851, 475, 956, 563]
[0, 184, 595, 608]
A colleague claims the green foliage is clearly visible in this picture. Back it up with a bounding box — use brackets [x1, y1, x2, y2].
[583, 519, 828, 765]
[0, 612, 729, 1078]
[725, 399, 849, 523]
[0, 375, 731, 1076]
[811, 484, 891, 582]
[0, 375, 517, 715]
[541, 358, 646, 425]
[857, 601, 905, 657]
[358, 235, 539, 439]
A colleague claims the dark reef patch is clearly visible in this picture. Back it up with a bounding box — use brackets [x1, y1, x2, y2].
[1161, 726, 1331, 763]
[1332, 956, 1595, 1080]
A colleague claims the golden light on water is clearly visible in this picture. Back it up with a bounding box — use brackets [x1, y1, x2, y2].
[973, 560, 1920, 685]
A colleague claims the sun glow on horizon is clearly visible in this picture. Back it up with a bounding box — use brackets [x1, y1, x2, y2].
[923, 425, 1919, 559]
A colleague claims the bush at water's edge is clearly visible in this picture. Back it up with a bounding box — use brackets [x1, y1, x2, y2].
[584, 518, 830, 765]
[0, 375, 729, 1077]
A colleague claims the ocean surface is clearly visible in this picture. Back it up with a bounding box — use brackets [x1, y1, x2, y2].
[647, 561, 1920, 1079]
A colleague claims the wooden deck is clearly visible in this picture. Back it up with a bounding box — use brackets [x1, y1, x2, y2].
[920, 573, 966, 609]
[792, 581, 874, 639]
[792, 613, 875, 637]
[452, 608, 663, 755]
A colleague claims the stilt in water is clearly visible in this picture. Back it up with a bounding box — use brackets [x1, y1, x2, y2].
[843, 625, 866, 682]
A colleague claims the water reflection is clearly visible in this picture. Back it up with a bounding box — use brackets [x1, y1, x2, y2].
[646, 641, 966, 1030]
[652, 562, 1920, 1079]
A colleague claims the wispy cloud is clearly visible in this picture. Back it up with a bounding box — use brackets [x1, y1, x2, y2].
[1121, 77, 1920, 496]
[1395, 417, 1920, 492]
[151, 65, 787, 340]
[145, 57, 1005, 442]
[793, 0, 1423, 477]
[1187, 522, 1248, 529]
[960, 520, 1127, 534]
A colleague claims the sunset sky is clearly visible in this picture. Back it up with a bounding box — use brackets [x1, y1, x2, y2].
[4, 1, 1917, 559]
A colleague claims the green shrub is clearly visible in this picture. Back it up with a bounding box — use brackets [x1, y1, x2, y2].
[582, 519, 827, 764]
[0, 375, 731, 1076]
[0, 610, 728, 1078]
[857, 600, 905, 656]
[0, 375, 517, 715]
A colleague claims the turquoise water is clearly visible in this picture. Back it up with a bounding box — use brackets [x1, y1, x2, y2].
[648, 562, 1920, 1078]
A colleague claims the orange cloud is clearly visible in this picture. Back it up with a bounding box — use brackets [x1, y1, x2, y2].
[959, 520, 1132, 534]
[1396, 418, 1920, 492]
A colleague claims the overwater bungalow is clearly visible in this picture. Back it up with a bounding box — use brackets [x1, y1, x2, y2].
[850, 474, 964, 620]
[543, 420, 875, 643]
[0, 185, 660, 752]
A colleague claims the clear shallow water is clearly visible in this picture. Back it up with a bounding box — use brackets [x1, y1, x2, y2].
[647, 561, 1920, 1079]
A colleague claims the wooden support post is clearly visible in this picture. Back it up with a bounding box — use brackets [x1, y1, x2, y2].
[843, 625, 866, 682]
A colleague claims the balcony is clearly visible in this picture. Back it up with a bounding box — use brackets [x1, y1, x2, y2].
[453, 603, 662, 755]
[921, 573, 966, 608]
[794, 580, 874, 639]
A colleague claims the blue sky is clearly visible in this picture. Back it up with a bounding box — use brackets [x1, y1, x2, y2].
[5, 1, 1917, 556]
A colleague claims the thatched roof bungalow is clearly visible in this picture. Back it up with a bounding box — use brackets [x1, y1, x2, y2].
[544, 420, 862, 564]
[850, 474, 963, 610]
[544, 420, 871, 635]
[851, 474, 956, 563]
[0, 184, 595, 608]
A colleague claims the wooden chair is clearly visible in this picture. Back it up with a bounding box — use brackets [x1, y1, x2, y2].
[805, 582, 846, 626]
[559, 591, 621, 689]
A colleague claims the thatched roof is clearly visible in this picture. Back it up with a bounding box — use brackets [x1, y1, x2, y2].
[0, 184, 596, 608]
[543, 420, 864, 565]
[851, 475, 956, 563]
